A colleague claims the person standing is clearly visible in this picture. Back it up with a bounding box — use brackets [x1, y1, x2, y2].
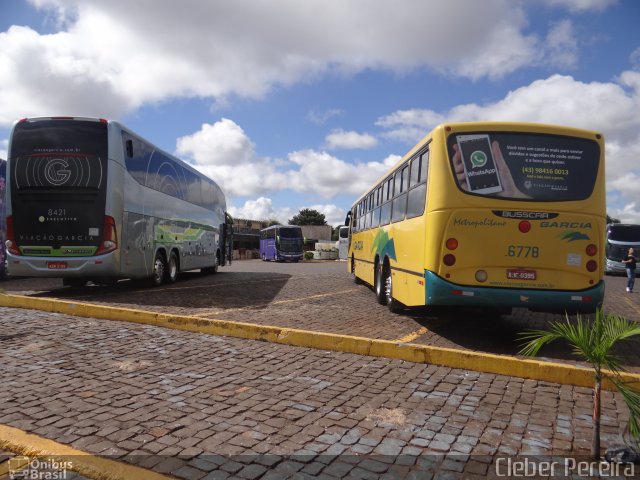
[622, 247, 637, 293]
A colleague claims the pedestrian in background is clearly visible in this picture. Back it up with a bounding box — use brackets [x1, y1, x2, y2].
[623, 247, 637, 293]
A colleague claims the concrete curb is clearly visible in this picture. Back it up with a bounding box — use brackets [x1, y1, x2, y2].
[0, 424, 171, 480]
[2, 292, 639, 391]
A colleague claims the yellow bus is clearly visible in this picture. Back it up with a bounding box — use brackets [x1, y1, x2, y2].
[347, 122, 605, 314]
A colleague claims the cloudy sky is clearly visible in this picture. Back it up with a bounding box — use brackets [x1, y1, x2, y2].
[1, 0, 639, 225]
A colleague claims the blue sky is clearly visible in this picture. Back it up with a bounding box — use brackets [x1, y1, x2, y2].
[1, 0, 639, 225]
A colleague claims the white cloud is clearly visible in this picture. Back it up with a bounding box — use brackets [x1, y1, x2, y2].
[630, 47, 640, 70]
[545, 20, 578, 69]
[177, 119, 397, 200]
[306, 109, 344, 126]
[536, 0, 618, 13]
[306, 204, 347, 227]
[325, 129, 378, 150]
[287, 150, 398, 198]
[228, 197, 346, 226]
[377, 72, 640, 222]
[0, 0, 576, 125]
[176, 119, 255, 167]
[228, 197, 293, 223]
[0, 139, 8, 160]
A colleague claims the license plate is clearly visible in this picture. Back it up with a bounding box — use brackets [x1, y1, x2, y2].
[507, 269, 536, 280]
[47, 261, 68, 270]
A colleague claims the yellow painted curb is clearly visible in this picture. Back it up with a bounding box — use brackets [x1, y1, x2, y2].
[2, 292, 639, 391]
[0, 424, 171, 480]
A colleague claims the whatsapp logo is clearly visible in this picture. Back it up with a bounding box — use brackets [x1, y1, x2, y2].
[470, 150, 487, 168]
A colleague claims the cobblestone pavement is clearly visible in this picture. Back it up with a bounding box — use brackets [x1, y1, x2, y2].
[0, 307, 635, 479]
[2, 260, 639, 373]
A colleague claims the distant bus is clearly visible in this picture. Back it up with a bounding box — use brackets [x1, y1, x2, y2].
[605, 224, 640, 276]
[260, 225, 303, 262]
[347, 122, 605, 314]
[5, 117, 230, 286]
[0, 159, 6, 278]
[338, 225, 349, 260]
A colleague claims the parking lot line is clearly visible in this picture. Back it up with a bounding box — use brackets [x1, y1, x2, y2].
[624, 296, 640, 316]
[0, 424, 170, 480]
[191, 288, 359, 317]
[2, 291, 639, 391]
[393, 327, 429, 343]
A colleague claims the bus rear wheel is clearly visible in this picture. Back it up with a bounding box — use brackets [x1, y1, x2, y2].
[352, 256, 363, 284]
[374, 262, 386, 304]
[384, 267, 403, 313]
[152, 252, 166, 286]
[165, 250, 178, 283]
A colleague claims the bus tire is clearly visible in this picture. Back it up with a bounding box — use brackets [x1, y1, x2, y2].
[202, 253, 219, 274]
[384, 265, 403, 313]
[165, 250, 179, 283]
[352, 256, 363, 284]
[374, 261, 386, 305]
[151, 252, 166, 286]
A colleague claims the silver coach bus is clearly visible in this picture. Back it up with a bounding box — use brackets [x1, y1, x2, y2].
[605, 223, 640, 275]
[5, 117, 230, 286]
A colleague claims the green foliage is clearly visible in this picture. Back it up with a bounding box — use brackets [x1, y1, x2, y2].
[303, 251, 314, 260]
[289, 208, 327, 226]
[519, 309, 640, 456]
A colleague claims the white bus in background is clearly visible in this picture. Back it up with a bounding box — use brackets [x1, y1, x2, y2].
[605, 223, 640, 275]
[338, 225, 349, 260]
[5, 116, 231, 286]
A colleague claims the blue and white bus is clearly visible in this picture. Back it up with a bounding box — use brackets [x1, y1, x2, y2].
[5, 117, 230, 286]
[260, 225, 303, 262]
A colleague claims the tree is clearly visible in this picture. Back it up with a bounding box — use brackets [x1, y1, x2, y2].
[519, 309, 640, 459]
[607, 214, 621, 224]
[266, 219, 280, 227]
[289, 209, 327, 226]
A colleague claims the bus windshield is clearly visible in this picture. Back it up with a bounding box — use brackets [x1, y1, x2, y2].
[608, 225, 640, 242]
[279, 227, 302, 238]
[447, 132, 600, 201]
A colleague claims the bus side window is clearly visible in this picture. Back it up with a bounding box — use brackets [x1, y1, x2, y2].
[407, 150, 429, 219]
[391, 165, 409, 223]
[126, 139, 134, 158]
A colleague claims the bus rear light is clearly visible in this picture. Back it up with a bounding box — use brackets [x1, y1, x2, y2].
[518, 220, 531, 233]
[445, 238, 458, 250]
[443, 254, 456, 266]
[586, 244, 597, 256]
[95, 215, 118, 255]
[475, 270, 488, 282]
[452, 290, 474, 297]
[571, 295, 593, 302]
[5, 215, 20, 256]
[586, 260, 597, 272]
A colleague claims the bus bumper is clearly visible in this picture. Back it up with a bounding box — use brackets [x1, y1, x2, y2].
[425, 271, 604, 313]
[6, 252, 120, 278]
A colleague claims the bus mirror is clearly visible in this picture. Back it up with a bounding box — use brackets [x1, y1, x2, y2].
[344, 211, 352, 226]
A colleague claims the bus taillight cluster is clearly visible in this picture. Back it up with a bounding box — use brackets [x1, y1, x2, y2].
[95, 215, 118, 256]
[5, 215, 19, 255]
[586, 243, 598, 272]
[443, 238, 458, 266]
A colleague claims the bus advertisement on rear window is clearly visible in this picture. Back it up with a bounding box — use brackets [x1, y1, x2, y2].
[448, 132, 600, 201]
